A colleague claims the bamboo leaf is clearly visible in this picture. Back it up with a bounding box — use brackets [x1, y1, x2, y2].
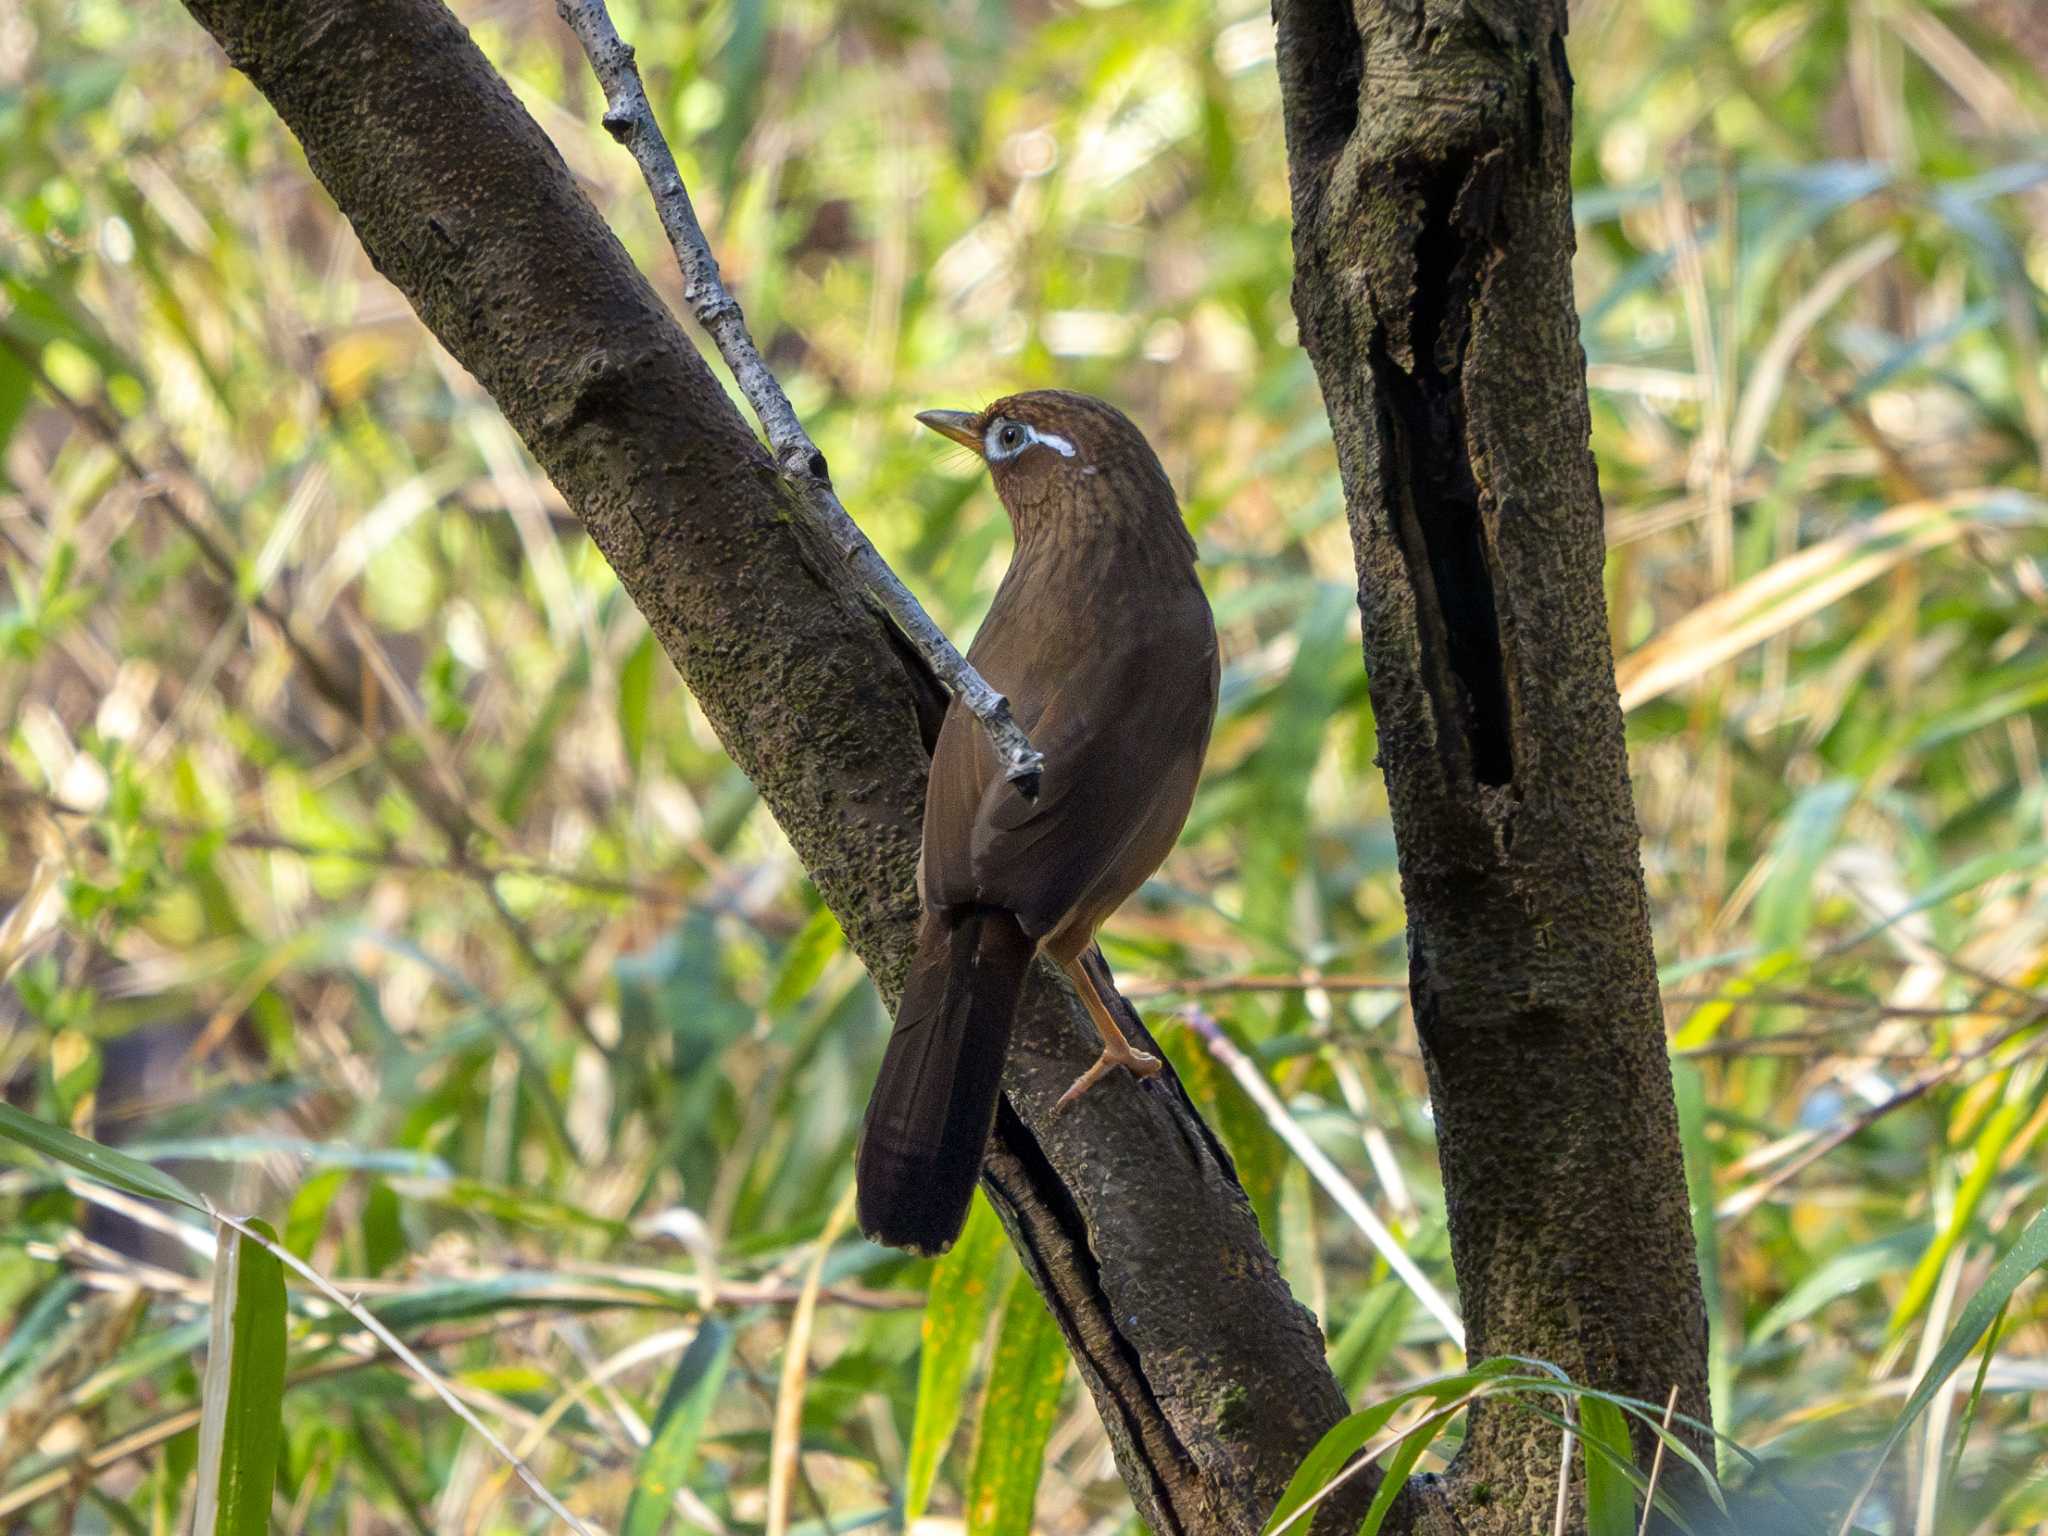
[1579, 1395, 1638, 1536]
[1836, 1204, 2048, 1535]
[1262, 1360, 1538, 1536]
[1356, 1401, 1459, 1536]
[964, 1272, 1069, 1536]
[192, 1217, 288, 1536]
[623, 1320, 733, 1536]
[1615, 491, 2045, 711]
[0, 1101, 204, 1211]
[1888, 1067, 2035, 1338]
[619, 630, 657, 775]
[906, 1197, 1010, 1526]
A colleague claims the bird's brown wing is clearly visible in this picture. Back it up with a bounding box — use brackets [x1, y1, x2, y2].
[920, 622, 1216, 942]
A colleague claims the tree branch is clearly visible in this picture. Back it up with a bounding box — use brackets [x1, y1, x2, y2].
[166, 2, 1382, 1531]
[550, 0, 1042, 794]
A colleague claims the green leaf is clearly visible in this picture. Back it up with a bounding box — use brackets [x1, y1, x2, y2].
[964, 1273, 1069, 1536]
[1580, 1395, 1639, 1536]
[192, 1218, 288, 1536]
[906, 1195, 1010, 1526]
[1264, 1393, 1410, 1534]
[1751, 779, 1856, 948]
[1888, 1066, 2036, 1338]
[496, 640, 590, 823]
[0, 1101, 204, 1210]
[1837, 1204, 2048, 1535]
[1261, 1360, 1536, 1536]
[1943, 1298, 2007, 1510]
[426, 1177, 631, 1237]
[619, 631, 657, 775]
[1842, 840, 2048, 951]
[766, 904, 845, 1015]
[0, 344, 32, 476]
[284, 1168, 348, 1259]
[0, 1276, 84, 1402]
[362, 1179, 406, 1278]
[1749, 1227, 1925, 1346]
[623, 1320, 734, 1536]
[1357, 1402, 1457, 1536]
[1327, 1279, 1412, 1394]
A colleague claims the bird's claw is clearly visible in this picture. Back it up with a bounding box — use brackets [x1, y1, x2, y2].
[1054, 1044, 1162, 1113]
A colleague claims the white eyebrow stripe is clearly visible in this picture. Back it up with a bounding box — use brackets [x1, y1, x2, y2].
[984, 419, 1079, 461]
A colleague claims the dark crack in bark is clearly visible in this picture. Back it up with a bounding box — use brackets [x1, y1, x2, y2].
[1275, 1, 1715, 1529]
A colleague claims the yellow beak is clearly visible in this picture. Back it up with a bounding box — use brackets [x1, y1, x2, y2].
[915, 409, 982, 454]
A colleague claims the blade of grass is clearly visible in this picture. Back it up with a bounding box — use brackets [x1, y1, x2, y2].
[964, 1273, 1070, 1536]
[623, 1320, 734, 1536]
[1359, 1399, 1460, 1536]
[1939, 1298, 2007, 1508]
[203, 1206, 600, 1536]
[1637, 1387, 1680, 1536]
[1580, 1395, 1639, 1536]
[191, 1217, 286, 1536]
[1888, 1065, 2034, 1338]
[904, 1195, 1010, 1526]
[0, 1101, 204, 1210]
[1184, 1007, 1465, 1348]
[1615, 491, 2041, 711]
[1835, 1204, 2048, 1535]
[1262, 1360, 1540, 1536]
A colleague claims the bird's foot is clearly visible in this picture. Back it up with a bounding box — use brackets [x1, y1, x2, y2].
[1054, 1040, 1162, 1112]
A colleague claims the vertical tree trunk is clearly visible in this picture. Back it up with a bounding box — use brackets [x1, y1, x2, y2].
[1272, 0, 1714, 1526]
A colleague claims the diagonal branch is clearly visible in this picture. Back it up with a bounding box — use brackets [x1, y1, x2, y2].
[552, 0, 1042, 794]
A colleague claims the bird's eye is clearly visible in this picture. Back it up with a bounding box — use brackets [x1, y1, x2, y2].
[998, 423, 1025, 451]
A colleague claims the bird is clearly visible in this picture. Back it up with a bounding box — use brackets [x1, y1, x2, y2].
[855, 389, 1219, 1255]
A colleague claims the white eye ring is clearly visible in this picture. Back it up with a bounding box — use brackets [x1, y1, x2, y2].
[984, 420, 1077, 462]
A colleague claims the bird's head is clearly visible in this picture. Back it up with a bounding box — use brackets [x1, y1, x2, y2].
[916, 389, 1190, 555]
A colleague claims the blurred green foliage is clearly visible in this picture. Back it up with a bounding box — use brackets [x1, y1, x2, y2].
[1, 0, 2046, 1531]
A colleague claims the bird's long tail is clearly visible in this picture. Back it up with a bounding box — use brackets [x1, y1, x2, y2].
[856, 908, 1033, 1254]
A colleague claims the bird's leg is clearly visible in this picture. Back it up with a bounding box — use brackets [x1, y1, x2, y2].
[1055, 953, 1162, 1110]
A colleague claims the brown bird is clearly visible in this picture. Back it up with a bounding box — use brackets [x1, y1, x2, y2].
[856, 390, 1219, 1254]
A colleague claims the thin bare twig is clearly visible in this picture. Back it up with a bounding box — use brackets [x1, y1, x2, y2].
[1550, 1392, 1577, 1536]
[15, 786, 685, 902]
[551, 0, 1043, 792]
[768, 1184, 857, 1536]
[1123, 971, 2010, 1017]
[1717, 1006, 2048, 1220]
[1635, 1385, 1680, 1536]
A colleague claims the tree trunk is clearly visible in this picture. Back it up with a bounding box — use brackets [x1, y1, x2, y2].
[170, 0, 1710, 1529]
[170, 3, 1395, 1533]
[1272, 0, 1714, 1527]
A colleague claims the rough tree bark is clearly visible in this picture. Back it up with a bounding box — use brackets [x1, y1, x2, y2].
[167, 0, 1708, 1530]
[171, 3, 1388, 1534]
[1273, 0, 1714, 1527]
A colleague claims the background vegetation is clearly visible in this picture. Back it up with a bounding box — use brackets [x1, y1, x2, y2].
[2, 0, 2045, 1531]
